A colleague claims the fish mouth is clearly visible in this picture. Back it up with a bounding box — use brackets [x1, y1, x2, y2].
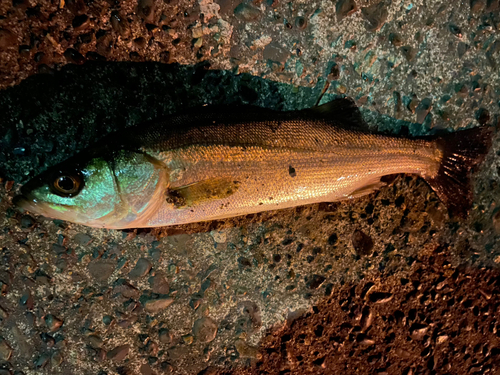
[13, 195, 49, 216]
[13, 195, 38, 212]
[13, 195, 69, 218]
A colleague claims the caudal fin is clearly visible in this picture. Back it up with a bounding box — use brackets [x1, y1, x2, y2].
[425, 126, 493, 218]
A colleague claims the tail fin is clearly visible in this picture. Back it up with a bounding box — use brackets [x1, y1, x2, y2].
[425, 126, 493, 218]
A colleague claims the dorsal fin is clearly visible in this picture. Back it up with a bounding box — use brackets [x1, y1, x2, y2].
[302, 97, 369, 131]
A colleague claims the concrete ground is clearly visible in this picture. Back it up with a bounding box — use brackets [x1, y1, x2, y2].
[0, 0, 500, 374]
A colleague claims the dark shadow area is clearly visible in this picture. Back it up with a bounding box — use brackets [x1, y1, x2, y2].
[0, 61, 325, 183]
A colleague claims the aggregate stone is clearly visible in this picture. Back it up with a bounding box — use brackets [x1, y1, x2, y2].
[88, 335, 103, 349]
[19, 215, 34, 229]
[88, 259, 117, 282]
[352, 229, 374, 256]
[193, 317, 218, 343]
[233, 4, 261, 22]
[0, 29, 17, 50]
[73, 233, 92, 245]
[43, 315, 63, 332]
[158, 329, 173, 345]
[143, 298, 174, 314]
[129, 258, 153, 279]
[107, 345, 130, 361]
[0, 337, 12, 361]
[148, 273, 169, 294]
[140, 363, 155, 375]
[361, 1, 389, 32]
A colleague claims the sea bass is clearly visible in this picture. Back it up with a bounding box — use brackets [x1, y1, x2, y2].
[14, 98, 492, 229]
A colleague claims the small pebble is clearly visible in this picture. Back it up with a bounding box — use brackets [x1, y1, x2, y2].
[395, 348, 412, 358]
[0, 29, 17, 50]
[182, 334, 194, 345]
[110, 11, 131, 38]
[352, 229, 374, 256]
[400, 45, 416, 61]
[457, 42, 469, 58]
[144, 298, 173, 314]
[410, 324, 428, 340]
[50, 351, 63, 366]
[44, 314, 63, 332]
[88, 259, 116, 282]
[140, 363, 154, 375]
[159, 328, 172, 344]
[336, 0, 357, 22]
[129, 258, 152, 279]
[72, 14, 90, 30]
[137, 0, 156, 22]
[416, 98, 432, 124]
[0, 337, 12, 360]
[234, 339, 260, 358]
[149, 273, 169, 294]
[437, 335, 449, 344]
[193, 317, 217, 343]
[74, 233, 91, 245]
[34, 353, 50, 368]
[360, 306, 373, 330]
[470, 0, 486, 13]
[328, 64, 340, 81]
[475, 108, 490, 125]
[88, 335, 103, 349]
[40, 333, 55, 347]
[113, 282, 140, 299]
[160, 361, 173, 372]
[167, 345, 189, 360]
[64, 48, 85, 64]
[361, 1, 388, 31]
[210, 230, 227, 243]
[389, 32, 403, 47]
[20, 215, 35, 228]
[369, 291, 393, 304]
[306, 274, 326, 289]
[234, 3, 261, 21]
[107, 344, 130, 361]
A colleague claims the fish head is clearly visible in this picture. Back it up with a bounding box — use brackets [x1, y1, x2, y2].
[14, 148, 166, 229]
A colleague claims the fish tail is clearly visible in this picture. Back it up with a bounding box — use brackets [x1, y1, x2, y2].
[425, 126, 493, 217]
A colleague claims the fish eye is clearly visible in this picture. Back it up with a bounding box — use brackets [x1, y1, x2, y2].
[51, 172, 84, 197]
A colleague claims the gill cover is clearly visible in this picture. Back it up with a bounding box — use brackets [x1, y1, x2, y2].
[15, 150, 165, 228]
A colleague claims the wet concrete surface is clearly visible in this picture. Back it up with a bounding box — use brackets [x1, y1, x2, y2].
[1, 0, 500, 374]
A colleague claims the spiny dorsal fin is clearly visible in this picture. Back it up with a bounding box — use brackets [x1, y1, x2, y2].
[303, 97, 369, 131]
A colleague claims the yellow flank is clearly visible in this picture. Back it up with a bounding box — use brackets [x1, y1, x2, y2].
[167, 178, 240, 208]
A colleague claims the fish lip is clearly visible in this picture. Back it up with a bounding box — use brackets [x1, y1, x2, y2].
[13, 194, 69, 216]
[13, 195, 39, 212]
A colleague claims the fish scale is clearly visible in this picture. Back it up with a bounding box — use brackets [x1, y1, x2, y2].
[139, 134, 440, 227]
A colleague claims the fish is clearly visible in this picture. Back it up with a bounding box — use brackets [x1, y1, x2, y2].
[13, 97, 492, 229]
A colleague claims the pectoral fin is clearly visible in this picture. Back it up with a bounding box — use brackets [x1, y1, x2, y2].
[166, 178, 240, 208]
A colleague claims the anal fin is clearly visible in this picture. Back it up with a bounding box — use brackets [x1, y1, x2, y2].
[347, 179, 386, 199]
